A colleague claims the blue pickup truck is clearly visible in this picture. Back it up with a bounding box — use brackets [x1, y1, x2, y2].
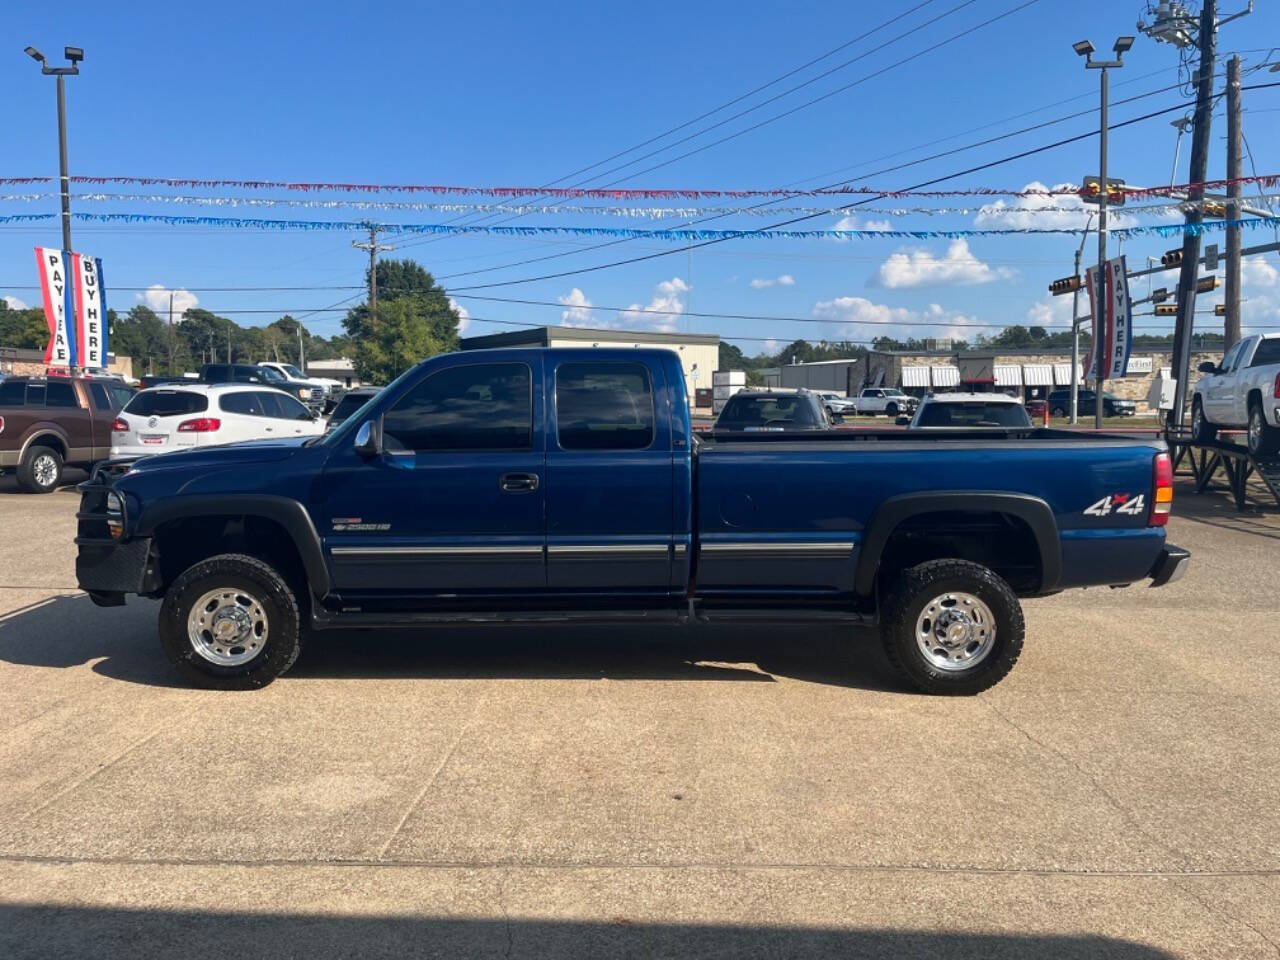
[75, 347, 1188, 694]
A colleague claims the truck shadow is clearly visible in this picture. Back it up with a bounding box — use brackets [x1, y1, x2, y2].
[0, 593, 904, 693]
[0, 904, 1175, 960]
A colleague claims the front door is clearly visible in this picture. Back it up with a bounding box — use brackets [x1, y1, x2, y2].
[544, 356, 674, 599]
[317, 358, 546, 600]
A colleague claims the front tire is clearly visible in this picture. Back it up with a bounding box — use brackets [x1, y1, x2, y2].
[158, 553, 304, 690]
[1248, 400, 1280, 456]
[885, 402, 898, 417]
[879, 559, 1024, 695]
[16, 444, 63, 493]
[1050, 406, 1066, 419]
[1192, 398, 1217, 443]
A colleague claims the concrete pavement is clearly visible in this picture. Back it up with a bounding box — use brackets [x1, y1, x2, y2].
[1, 471, 1278, 958]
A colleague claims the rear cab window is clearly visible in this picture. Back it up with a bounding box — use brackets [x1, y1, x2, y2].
[555, 361, 655, 450]
[1251, 338, 1280, 367]
[719, 394, 821, 429]
[125, 390, 210, 418]
[917, 402, 1031, 428]
[45, 381, 80, 408]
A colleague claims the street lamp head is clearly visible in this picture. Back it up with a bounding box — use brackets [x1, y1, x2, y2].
[1073, 39, 1095, 58]
[1113, 36, 1135, 55]
[24, 45, 45, 62]
[64, 46, 83, 62]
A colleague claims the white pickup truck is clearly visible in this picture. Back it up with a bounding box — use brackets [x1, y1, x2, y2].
[1192, 332, 1280, 455]
[855, 387, 919, 417]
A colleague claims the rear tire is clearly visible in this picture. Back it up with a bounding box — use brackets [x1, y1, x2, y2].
[1248, 400, 1280, 456]
[879, 559, 1024, 695]
[158, 553, 304, 690]
[1192, 398, 1217, 443]
[16, 444, 63, 494]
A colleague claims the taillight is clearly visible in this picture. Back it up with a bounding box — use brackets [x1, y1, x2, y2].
[0, 415, 5, 434]
[111, 417, 129, 432]
[1273, 372, 1280, 399]
[1151, 451, 1173, 526]
[177, 417, 221, 433]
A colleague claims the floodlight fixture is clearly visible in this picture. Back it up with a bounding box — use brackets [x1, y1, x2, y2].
[1073, 39, 1095, 57]
[24, 46, 44, 62]
[64, 46, 83, 62]
[1113, 36, 1135, 54]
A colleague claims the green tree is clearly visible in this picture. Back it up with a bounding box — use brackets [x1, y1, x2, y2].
[0, 303, 50, 350]
[343, 258, 461, 382]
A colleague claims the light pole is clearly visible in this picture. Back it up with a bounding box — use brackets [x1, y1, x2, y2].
[1074, 36, 1132, 428]
[24, 45, 83, 253]
[1070, 213, 1095, 424]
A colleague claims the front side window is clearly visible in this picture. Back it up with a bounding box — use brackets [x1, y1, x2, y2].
[1219, 342, 1243, 373]
[270, 392, 314, 420]
[383, 362, 531, 452]
[556, 361, 655, 451]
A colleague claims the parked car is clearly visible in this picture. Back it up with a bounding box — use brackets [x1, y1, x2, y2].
[814, 391, 858, 418]
[1045, 388, 1136, 419]
[76, 347, 1187, 695]
[855, 387, 918, 417]
[1024, 398, 1048, 421]
[0, 375, 134, 492]
[257, 361, 343, 413]
[1192, 332, 1280, 455]
[323, 386, 380, 433]
[904, 393, 1034, 429]
[111, 383, 325, 459]
[714, 390, 831, 431]
[200, 363, 326, 415]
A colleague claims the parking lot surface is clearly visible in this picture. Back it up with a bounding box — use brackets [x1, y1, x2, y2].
[1, 470, 1278, 958]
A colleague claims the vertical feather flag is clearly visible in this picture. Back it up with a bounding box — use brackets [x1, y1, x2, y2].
[35, 247, 76, 367]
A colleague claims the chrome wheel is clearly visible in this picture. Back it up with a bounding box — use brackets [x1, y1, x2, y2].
[915, 591, 996, 672]
[32, 454, 58, 488]
[187, 587, 269, 667]
[1248, 407, 1263, 453]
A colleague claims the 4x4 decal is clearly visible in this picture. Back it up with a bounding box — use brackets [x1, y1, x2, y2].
[1083, 493, 1146, 517]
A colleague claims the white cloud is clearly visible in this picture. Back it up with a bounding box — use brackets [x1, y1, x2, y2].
[558, 287, 594, 325]
[811, 295, 977, 343]
[833, 214, 892, 237]
[139, 284, 199, 319]
[448, 297, 471, 334]
[3, 295, 27, 310]
[619, 277, 690, 331]
[875, 239, 1011, 289]
[973, 180, 1145, 230]
[1241, 257, 1279, 289]
[1025, 295, 1073, 329]
[749, 274, 796, 289]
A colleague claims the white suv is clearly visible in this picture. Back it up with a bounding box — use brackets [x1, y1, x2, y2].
[111, 383, 324, 459]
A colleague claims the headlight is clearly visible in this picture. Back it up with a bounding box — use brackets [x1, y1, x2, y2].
[106, 492, 123, 514]
[297, 387, 308, 398]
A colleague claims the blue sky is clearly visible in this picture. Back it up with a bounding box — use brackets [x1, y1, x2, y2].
[3, 0, 1280, 354]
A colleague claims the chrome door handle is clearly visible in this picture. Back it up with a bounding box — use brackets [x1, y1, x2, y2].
[499, 472, 539, 492]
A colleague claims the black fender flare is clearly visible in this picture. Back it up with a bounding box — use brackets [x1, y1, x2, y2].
[136, 495, 330, 599]
[854, 491, 1061, 596]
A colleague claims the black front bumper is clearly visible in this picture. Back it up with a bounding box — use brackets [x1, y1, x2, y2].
[1148, 544, 1190, 587]
[75, 462, 158, 605]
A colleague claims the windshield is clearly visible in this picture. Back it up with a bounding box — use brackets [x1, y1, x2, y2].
[281, 364, 305, 379]
[717, 394, 823, 429]
[916, 401, 1032, 428]
[259, 366, 286, 382]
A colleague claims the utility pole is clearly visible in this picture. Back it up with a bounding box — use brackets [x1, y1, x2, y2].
[167, 291, 175, 374]
[1069, 214, 1094, 424]
[297, 322, 305, 371]
[1170, 0, 1217, 430]
[1225, 53, 1242, 349]
[352, 222, 396, 336]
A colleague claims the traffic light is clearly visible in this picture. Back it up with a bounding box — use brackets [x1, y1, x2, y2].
[1151, 287, 1169, 303]
[1048, 275, 1083, 296]
[1196, 275, 1219, 293]
[1215, 303, 1226, 316]
[1161, 248, 1184, 267]
[1155, 305, 1178, 316]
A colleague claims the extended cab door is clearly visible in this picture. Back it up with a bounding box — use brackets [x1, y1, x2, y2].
[316, 358, 546, 597]
[543, 355, 675, 599]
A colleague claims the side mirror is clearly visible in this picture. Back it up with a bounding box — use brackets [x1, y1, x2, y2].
[895, 415, 911, 426]
[353, 420, 380, 457]
[1197, 361, 1219, 374]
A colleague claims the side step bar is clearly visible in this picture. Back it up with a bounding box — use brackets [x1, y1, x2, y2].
[311, 605, 875, 630]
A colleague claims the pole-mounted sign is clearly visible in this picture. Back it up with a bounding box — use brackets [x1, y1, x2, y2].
[34, 246, 109, 368]
[1083, 254, 1134, 380]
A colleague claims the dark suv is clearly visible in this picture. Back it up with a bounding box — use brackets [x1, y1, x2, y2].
[0, 375, 134, 492]
[200, 363, 325, 414]
[1046, 389, 1137, 418]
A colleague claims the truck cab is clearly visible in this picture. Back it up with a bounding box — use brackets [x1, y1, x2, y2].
[1192, 333, 1280, 455]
